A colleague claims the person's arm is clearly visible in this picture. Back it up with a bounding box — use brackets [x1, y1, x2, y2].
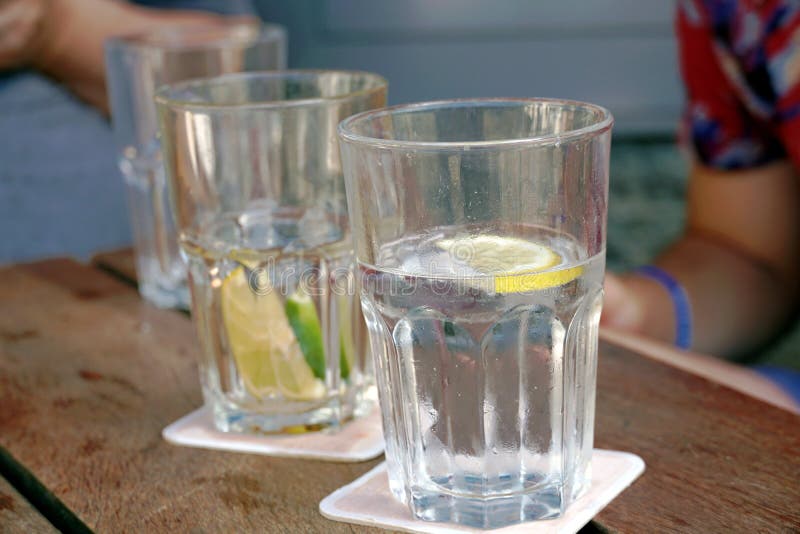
[603, 160, 800, 358]
[2, 0, 224, 112]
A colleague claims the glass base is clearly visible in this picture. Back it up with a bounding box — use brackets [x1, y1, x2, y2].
[409, 484, 565, 529]
[139, 280, 190, 310]
[210, 387, 378, 435]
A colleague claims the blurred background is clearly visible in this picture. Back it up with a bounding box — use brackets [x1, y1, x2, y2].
[1, 0, 685, 268]
[1, 0, 796, 367]
[257, 0, 688, 275]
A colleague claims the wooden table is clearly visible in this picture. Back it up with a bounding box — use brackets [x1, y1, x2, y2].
[1, 253, 798, 533]
[0, 476, 56, 533]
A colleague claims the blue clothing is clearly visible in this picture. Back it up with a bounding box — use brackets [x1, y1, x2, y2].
[132, 0, 253, 15]
[0, 72, 127, 262]
[754, 365, 800, 405]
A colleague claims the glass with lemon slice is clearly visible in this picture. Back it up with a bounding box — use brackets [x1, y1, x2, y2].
[340, 99, 612, 528]
[156, 71, 386, 433]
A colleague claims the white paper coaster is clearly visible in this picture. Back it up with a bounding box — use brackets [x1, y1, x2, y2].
[162, 406, 384, 462]
[320, 449, 645, 533]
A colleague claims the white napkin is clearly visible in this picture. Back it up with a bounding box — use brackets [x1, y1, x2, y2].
[320, 449, 645, 533]
[163, 406, 384, 462]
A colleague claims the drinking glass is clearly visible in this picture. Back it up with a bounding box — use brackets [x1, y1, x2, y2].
[156, 71, 388, 433]
[338, 99, 612, 528]
[105, 21, 286, 309]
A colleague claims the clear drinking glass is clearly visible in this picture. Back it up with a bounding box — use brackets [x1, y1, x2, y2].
[338, 99, 612, 528]
[105, 21, 286, 309]
[156, 71, 388, 433]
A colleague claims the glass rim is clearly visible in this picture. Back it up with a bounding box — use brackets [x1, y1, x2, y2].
[105, 20, 285, 54]
[338, 98, 614, 150]
[154, 69, 389, 111]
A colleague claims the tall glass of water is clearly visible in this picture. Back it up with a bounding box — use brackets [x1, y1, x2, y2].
[338, 99, 612, 528]
[156, 71, 388, 433]
[105, 21, 286, 308]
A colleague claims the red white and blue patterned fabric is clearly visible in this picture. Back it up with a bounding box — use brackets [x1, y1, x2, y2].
[678, 0, 800, 169]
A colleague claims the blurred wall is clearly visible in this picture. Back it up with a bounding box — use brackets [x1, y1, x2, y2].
[257, 0, 683, 135]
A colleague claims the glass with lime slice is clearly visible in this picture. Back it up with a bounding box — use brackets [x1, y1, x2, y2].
[157, 70, 386, 434]
[206, 242, 374, 433]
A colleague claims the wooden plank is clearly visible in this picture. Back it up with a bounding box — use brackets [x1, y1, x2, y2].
[594, 342, 800, 531]
[601, 328, 799, 414]
[1, 444, 91, 533]
[0, 477, 57, 534]
[90, 248, 137, 285]
[1, 258, 799, 531]
[0, 259, 380, 532]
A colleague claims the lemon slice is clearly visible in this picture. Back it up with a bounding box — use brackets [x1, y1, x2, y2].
[221, 267, 323, 400]
[437, 235, 583, 293]
[272, 340, 326, 401]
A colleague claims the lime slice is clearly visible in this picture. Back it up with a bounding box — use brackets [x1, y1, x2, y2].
[339, 335, 352, 380]
[283, 288, 354, 381]
[437, 235, 583, 293]
[337, 294, 354, 380]
[221, 267, 323, 400]
[284, 291, 327, 380]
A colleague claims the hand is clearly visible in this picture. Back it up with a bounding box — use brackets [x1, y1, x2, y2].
[601, 272, 644, 333]
[0, 0, 50, 70]
[601, 270, 680, 348]
[21, 0, 239, 111]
